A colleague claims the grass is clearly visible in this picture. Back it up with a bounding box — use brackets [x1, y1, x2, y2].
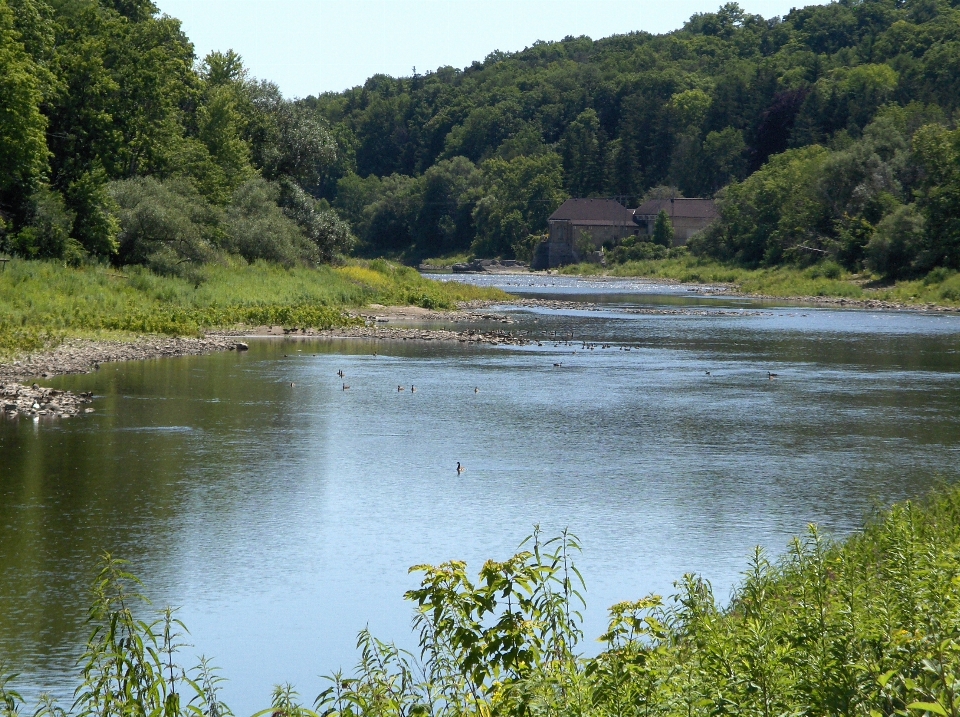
[5, 482, 960, 717]
[560, 254, 960, 307]
[0, 257, 509, 358]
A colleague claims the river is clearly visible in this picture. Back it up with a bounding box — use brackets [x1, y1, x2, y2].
[1, 276, 959, 713]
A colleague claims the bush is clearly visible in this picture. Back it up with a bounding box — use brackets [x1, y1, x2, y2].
[222, 178, 317, 266]
[805, 260, 844, 279]
[609, 240, 669, 264]
[278, 180, 356, 262]
[7, 186, 84, 263]
[110, 177, 221, 276]
[865, 203, 926, 279]
[66, 169, 121, 257]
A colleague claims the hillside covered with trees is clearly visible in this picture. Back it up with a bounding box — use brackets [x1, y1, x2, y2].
[310, 0, 960, 277]
[2, 0, 960, 280]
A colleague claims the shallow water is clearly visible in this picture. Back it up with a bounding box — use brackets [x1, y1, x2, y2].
[2, 277, 960, 713]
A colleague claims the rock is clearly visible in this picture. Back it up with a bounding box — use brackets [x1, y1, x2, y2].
[84, 408, 94, 413]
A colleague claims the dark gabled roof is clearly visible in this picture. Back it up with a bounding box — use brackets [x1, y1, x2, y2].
[549, 198, 635, 225]
[634, 198, 719, 220]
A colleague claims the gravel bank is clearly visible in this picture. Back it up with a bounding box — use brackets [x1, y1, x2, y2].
[0, 319, 527, 419]
[0, 335, 238, 420]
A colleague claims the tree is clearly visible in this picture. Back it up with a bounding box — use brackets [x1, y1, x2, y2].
[0, 0, 49, 206]
[561, 109, 604, 197]
[652, 210, 674, 247]
[913, 124, 960, 270]
[471, 153, 567, 257]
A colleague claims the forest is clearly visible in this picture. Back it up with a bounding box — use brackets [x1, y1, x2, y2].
[2, 0, 960, 279]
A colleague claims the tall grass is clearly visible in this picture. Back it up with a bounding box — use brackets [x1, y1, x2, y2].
[5, 484, 960, 716]
[561, 255, 960, 307]
[0, 258, 508, 357]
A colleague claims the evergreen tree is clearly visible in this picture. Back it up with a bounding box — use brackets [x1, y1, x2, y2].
[653, 210, 674, 247]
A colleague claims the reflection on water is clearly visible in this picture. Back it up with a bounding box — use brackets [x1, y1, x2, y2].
[2, 280, 960, 713]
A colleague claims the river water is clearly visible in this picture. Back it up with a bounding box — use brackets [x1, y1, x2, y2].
[2, 276, 960, 713]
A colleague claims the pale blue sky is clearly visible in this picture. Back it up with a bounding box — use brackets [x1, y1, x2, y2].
[156, 0, 820, 98]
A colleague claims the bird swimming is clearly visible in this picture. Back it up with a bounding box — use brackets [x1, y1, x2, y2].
[342, 383, 350, 390]
[398, 385, 404, 391]
[411, 385, 416, 392]
[474, 387, 479, 393]
[768, 372, 779, 379]
[456, 462, 464, 474]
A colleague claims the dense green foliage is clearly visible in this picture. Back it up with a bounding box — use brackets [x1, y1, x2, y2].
[0, 258, 508, 357]
[4, 0, 960, 277]
[304, 0, 960, 273]
[5, 486, 960, 716]
[0, 0, 354, 274]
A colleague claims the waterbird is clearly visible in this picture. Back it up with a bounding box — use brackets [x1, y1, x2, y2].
[411, 385, 416, 392]
[398, 385, 404, 391]
[768, 372, 779, 379]
[337, 369, 344, 378]
[457, 462, 464, 474]
[705, 371, 711, 376]
[474, 387, 479, 393]
[290, 382, 295, 387]
[342, 383, 350, 390]
[553, 362, 563, 367]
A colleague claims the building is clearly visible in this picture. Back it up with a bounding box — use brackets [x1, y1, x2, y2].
[633, 198, 719, 245]
[533, 199, 637, 269]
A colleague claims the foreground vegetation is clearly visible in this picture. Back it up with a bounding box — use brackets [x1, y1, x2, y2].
[0, 258, 507, 358]
[4, 484, 960, 716]
[560, 253, 960, 306]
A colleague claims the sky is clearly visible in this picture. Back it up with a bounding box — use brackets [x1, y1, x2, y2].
[155, 0, 820, 99]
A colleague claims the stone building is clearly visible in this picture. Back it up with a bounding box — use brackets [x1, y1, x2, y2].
[633, 198, 719, 245]
[532, 199, 637, 269]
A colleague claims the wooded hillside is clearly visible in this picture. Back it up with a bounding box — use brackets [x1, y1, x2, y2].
[2, 0, 960, 278]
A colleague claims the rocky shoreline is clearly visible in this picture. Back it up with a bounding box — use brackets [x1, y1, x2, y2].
[2, 288, 956, 420]
[0, 317, 529, 419]
[0, 335, 239, 420]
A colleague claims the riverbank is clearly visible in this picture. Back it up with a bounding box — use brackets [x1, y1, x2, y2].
[0, 258, 510, 359]
[553, 255, 960, 311]
[0, 307, 528, 418]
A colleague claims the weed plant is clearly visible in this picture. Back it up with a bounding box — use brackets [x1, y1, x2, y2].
[0, 259, 508, 358]
[5, 486, 960, 716]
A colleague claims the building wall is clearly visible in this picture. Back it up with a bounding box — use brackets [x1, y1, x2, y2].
[533, 220, 635, 269]
[636, 216, 715, 245]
